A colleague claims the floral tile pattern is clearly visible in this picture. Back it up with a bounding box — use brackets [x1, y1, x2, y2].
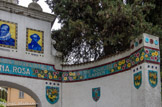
[32, 69, 62, 81]
[144, 48, 160, 62]
[61, 47, 160, 82]
[0, 47, 160, 82]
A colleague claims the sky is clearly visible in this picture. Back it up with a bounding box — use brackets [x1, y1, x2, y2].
[19, 0, 51, 13]
[19, 0, 60, 30]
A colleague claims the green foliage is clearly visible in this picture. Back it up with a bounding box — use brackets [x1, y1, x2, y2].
[47, 0, 162, 64]
[0, 98, 6, 107]
[145, 0, 162, 28]
[0, 104, 5, 107]
[0, 98, 6, 103]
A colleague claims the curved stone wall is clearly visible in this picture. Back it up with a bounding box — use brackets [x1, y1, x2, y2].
[61, 46, 160, 82]
[61, 34, 161, 107]
[0, 34, 159, 83]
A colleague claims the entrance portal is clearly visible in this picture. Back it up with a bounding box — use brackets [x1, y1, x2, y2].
[0, 81, 41, 107]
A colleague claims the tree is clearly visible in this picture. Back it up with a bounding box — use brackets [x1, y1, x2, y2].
[0, 88, 7, 107]
[126, 0, 162, 28]
[46, 0, 162, 64]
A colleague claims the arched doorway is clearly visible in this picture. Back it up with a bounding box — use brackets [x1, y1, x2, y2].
[0, 81, 42, 107]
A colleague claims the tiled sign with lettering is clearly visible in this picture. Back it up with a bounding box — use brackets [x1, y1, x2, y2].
[0, 57, 62, 81]
[0, 47, 160, 82]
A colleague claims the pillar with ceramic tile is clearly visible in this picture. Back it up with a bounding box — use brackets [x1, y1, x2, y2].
[131, 33, 161, 107]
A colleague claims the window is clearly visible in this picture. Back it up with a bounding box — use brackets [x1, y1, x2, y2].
[19, 91, 24, 99]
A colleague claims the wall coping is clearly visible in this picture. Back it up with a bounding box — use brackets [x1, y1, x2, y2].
[0, 1, 56, 25]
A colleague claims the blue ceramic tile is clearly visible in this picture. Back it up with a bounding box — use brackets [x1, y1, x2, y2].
[154, 40, 158, 45]
[145, 37, 149, 43]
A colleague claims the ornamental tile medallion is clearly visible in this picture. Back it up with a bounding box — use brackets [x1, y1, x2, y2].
[148, 70, 158, 88]
[92, 87, 100, 102]
[134, 71, 142, 89]
[46, 86, 59, 104]
[26, 28, 44, 53]
[0, 19, 17, 49]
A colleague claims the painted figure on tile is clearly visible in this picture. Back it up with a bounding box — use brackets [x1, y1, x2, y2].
[28, 34, 42, 51]
[148, 70, 158, 88]
[0, 24, 15, 46]
[92, 87, 100, 102]
[134, 71, 142, 89]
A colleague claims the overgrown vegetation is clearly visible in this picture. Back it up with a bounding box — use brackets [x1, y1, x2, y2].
[46, 0, 161, 64]
[46, 0, 162, 97]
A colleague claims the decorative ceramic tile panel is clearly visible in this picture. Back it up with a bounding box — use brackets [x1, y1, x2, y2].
[148, 70, 158, 88]
[0, 46, 160, 82]
[0, 19, 17, 49]
[33, 68, 62, 81]
[144, 48, 160, 62]
[26, 28, 44, 53]
[62, 47, 160, 82]
[92, 87, 100, 102]
[134, 71, 142, 89]
[46, 86, 59, 104]
[0, 57, 62, 81]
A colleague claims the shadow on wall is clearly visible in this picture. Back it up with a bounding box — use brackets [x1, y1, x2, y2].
[0, 81, 42, 107]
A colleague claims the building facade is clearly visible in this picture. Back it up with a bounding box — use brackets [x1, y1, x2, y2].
[7, 88, 36, 107]
[0, 0, 161, 107]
